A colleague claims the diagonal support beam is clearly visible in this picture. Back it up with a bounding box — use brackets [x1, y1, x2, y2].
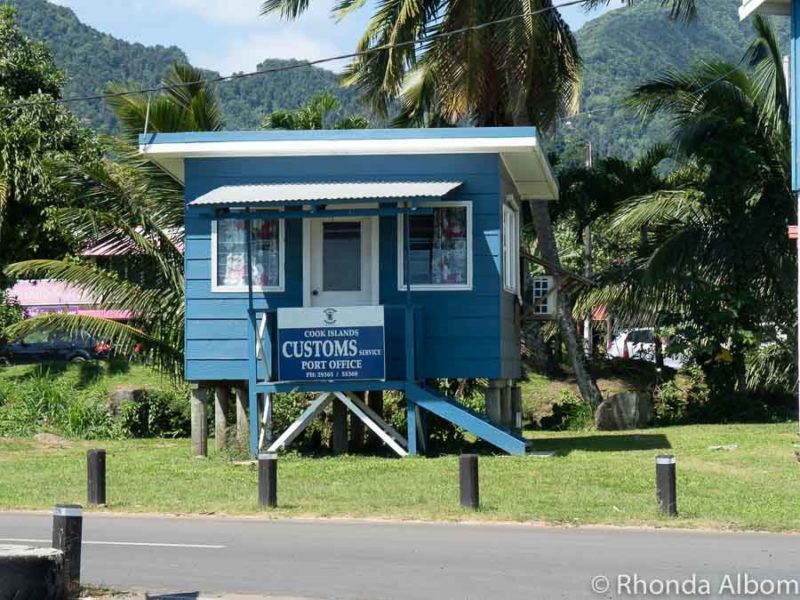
[267, 392, 332, 453]
[335, 392, 408, 457]
[344, 392, 408, 448]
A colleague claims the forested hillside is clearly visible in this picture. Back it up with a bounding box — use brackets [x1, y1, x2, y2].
[6, 0, 786, 157]
[553, 0, 788, 162]
[8, 0, 363, 131]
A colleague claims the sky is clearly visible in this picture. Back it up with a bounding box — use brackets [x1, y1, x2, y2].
[50, 0, 622, 76]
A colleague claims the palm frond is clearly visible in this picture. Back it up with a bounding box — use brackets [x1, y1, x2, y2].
[6, 313, 182, 377]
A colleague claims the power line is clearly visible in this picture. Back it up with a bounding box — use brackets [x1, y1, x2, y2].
[0, 0, 588, 112]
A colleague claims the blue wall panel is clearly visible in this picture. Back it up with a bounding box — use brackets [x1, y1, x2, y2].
[184, 153, 509, 381]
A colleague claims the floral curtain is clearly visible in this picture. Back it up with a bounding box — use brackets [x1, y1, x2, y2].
[217, 218, 280, 288]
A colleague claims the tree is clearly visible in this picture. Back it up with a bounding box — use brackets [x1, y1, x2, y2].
[580, 16, 795, 398]
[261, 0, 639, 405]
[3, 60, 227, 375]
[5, 146, 186, 375]
[262, 92, 369, 130]
[106, 62, 224, 143]
[0, 6, 96, 286]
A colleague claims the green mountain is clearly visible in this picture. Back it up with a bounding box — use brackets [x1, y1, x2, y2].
[6, 0, 787, 159]
[8, 0, 363, 132]
[554, 0, 788, 163]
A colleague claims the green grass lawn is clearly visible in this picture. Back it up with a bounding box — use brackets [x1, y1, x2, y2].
[0, 360, 177, 392]
[1, 422, 799, 531]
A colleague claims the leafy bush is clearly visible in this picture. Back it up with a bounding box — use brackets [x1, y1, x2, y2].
[0, 376, 117, 439]
[537, 389, 594, 431]
[116, 387, 191, 438]
[0, 292, 24, 343]
[653, 366, 792, 424]
[0, 361, 190, 440]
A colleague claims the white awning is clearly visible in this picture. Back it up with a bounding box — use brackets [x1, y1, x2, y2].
[189, 181, 462, 207]
[739, 0, 789, 18]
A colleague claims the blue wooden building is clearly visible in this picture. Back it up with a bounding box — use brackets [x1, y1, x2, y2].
[140, 127, 558, 457]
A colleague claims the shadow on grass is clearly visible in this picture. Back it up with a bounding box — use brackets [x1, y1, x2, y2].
[78, 360, 105, 387]
[0, 361, 70, 382]
[529, 433, 672, 456]
[107, 358, 131, 375]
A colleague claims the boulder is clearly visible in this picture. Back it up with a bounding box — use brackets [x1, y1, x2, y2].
[107, 387, 148, 414]
[595, 392, 654, 431]
[0, 545, 63, 600]
[108, 387, 150, 437]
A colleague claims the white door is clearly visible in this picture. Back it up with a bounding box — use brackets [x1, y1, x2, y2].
[307, 216, 378, 307]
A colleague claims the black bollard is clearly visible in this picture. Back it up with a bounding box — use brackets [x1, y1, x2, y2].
[459, 454, 479, 510]
[656, 454, 677, 516]
[258, 453, 277, 508]
[52, 504, 82, 599]
[87, 449, 106, 506]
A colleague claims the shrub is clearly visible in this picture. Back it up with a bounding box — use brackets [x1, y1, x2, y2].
[537, 389, 594, 431]
[0, 376, 117, 439]
[653, 367, 709, 425]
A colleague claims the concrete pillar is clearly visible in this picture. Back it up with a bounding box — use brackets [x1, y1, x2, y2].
[331, 399, 348, 455]
[214, 385, 230, 451]
[510, 384, 523, 436]
[235, 386, 249, 449]
[190, 385, 208, 457]
[367, 390, 384, 450]
[486, 379, 503, 426]
[349, 392, 365, 452]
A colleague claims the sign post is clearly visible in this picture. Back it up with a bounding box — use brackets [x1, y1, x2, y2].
[277, 306, 385, 382]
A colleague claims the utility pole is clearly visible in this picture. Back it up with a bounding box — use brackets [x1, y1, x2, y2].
[583, 141, 593, 357]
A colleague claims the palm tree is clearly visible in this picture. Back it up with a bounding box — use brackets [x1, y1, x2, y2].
[3, 61, 226, 375]
[262, 92, 370, 130]
[579, 16, 794, 395]
[106, 62, 224, 143]
[5, 148, 186, 375]
[263, 0, 689, 405]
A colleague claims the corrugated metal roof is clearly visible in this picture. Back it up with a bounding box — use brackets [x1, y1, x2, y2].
[189, 181, 462, 206]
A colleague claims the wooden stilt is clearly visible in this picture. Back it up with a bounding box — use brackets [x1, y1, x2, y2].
[500, 381, 512, 429]
[486, 379, 503, 426]
[235, 386, 249, 449]
[190, 385, 208, 458]
[349, 391, 366, 452]
[331, 399, 348, 454]
[367, 390, 384, 450]
[214, 385, 230, 451]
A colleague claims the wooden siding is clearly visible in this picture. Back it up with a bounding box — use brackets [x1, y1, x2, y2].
[184, 153, 507, 381]
[499, 162, 522, 380]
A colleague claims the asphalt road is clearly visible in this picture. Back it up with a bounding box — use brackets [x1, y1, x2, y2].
[1, 512, 799, 599]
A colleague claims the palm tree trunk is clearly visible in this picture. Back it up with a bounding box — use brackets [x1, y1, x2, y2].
[499, 104, 602, 406]
[528, 201, 603, 407]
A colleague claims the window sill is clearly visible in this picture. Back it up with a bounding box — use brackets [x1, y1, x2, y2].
[396, 284, 472, 292]
[212, 285, 285, 293]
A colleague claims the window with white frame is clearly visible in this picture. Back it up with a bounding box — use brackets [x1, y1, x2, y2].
[398, 202, 472, 290]
[212, 216, 284, 292]
[532, 275, 555, 315]
[502, 203, 520, 293]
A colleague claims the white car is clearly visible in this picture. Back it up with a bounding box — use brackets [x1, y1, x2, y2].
[607, 328, 685, 369]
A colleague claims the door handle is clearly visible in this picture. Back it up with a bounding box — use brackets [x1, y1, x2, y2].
[312, 289, 319, 296]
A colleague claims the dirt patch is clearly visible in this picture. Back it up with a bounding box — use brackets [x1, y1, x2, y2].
[34, 432, 72, 449]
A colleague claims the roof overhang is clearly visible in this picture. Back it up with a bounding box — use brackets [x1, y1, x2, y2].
[138, 128, 559, 201]
[739, 0, 789, 19]
[189, 181, 462, 208]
